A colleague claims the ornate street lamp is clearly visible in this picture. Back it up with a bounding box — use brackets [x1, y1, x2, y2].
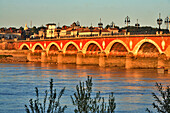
[135, 19, 140, 27]
[56, 23, 61, 38]
[89, 23, 94, 36]
[125, 16, 130, 27]
[125, 16, 130, 32]
[164, 16, 169, 30]
[135, 19, 140, 33]
[157, 13, 163, 31]
[98, 18, 103, 36]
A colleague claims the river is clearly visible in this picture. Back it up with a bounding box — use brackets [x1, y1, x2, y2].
[0, 63, 169, 113]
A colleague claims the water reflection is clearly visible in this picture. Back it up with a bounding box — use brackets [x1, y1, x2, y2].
[0, 63, 169, 113]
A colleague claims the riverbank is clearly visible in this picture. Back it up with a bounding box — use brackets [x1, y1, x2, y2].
[0, 55, 28, 63]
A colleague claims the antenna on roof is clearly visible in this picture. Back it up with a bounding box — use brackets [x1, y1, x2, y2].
[30, 21, 32, 28]
[58, 22, 60, 27]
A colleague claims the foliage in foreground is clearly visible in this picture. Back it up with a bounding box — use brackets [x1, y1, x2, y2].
[146, 82, 170, 113]
[25, 79, 67, 113]
[70, 76, 116, 113]
[25, 76, 116, 113]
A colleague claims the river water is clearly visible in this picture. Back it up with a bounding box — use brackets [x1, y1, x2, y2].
[0, 63, 169, 113]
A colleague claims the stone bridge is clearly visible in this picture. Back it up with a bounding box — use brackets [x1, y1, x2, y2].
[1, 34, 170, 69]
[19, 35, 170, 56]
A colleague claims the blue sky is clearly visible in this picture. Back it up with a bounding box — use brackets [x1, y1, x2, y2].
[0, 0, 170, 28]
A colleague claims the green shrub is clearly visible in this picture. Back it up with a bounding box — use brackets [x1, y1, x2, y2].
[70, 76, 116, 113]
[146, 82, 170, 113]
[0, 55, 13, 58]
[25, 79, 67, 113]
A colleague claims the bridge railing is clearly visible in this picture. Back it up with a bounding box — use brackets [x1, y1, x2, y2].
[1, 32, 170, 42]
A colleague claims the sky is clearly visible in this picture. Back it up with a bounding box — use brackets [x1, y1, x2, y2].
[0, 0, 170, 28]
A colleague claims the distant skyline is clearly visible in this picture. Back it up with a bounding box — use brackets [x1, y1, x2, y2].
[0, 0, 170, 28]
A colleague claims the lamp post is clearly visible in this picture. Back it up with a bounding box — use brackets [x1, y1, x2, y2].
[125, 16, 130, 32]
[157, 13, 163, 31]
[98, 18, 103, 36]
[56, 23, 61, 38]
[125, 16, 130, 27]
[135, 19, 140, 33]
[89, 23, 94, 36]
[164, 16, 169, 30]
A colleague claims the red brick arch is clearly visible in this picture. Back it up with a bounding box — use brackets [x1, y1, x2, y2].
[82, 41, 102, 54]
[32, 43, 45, 52]
[133, 39, 163, 55]
[19, 43, 30, 50]
[63, 41, 80, 53]
[46, 42, 61, 54]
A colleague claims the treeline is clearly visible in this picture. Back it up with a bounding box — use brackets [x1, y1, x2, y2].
[121, 26, 169, 34]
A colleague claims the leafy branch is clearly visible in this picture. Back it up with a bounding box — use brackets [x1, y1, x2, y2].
[146, 82, 170, 113]
[25, 79, 67, 113]
[70, 76, 116, 113]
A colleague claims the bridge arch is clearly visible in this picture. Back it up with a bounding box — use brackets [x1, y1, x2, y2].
[32, 43, 45, 52]
[165, 45, 170, 57]
[46, 42, 61, 54]
[63, 41, 80, 53]
[82, 41, 102, 54]
[19, 43, 30, 50]
[105, 40, 130, 55]
[133, 39, 163, 55]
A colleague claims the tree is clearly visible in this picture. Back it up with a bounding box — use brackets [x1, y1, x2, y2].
[70, 76, 116, 113]
[105, 24, 111, 29]
[19, 26, 24, 33]
[25, 79, 67, 113]
[31, 26, 38, 34]
[146, 83, 170, 113]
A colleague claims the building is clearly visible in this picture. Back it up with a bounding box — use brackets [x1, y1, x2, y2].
[38, 26, 47, 37]
[107, 28, 119, 34]
[46, 23, 56, 38]
[24, 24, 29, 31]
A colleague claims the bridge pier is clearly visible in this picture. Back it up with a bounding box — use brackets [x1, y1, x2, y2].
[157, 53, 167, 74]
[157, 53, 166, 68]
[125, 52, 134, 69]
[168, 68, 170, 74]
[157, 53, 170, 74]
[27, 50, 32, 61]
[76, 51, 83, 65]
[99, 52, 106, 67]
[57, 51, 63, 64]
[41, 50, 47, 63]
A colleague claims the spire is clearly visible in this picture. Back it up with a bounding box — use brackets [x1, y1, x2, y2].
[111, 21, 115, 28]
[57, 22, 61, 29]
